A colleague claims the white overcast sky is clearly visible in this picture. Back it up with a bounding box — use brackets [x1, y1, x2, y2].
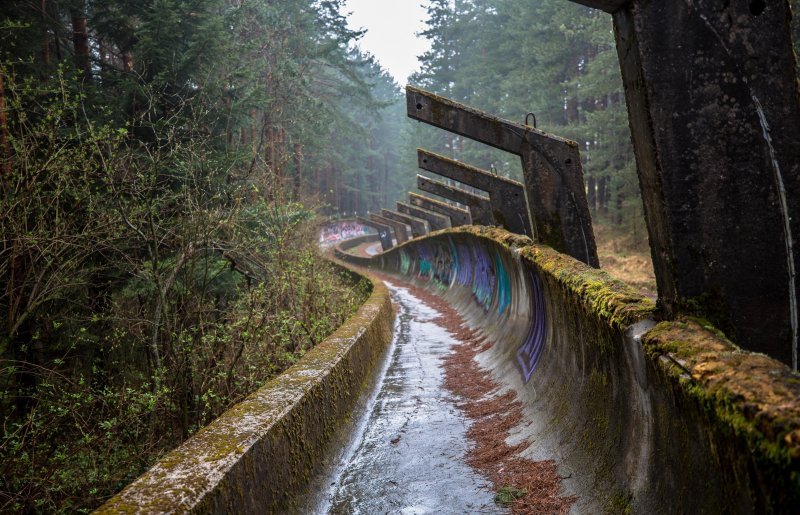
[343, 0, 431, 85]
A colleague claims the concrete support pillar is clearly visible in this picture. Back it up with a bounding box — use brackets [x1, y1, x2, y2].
[370, 214, 410, 244]
[579, 0, 800, 367]
[409, 192, 472, 227]
[381, 209, 430, 238]
[356, 216, 393, 251]
[417, 175, 494, 227]
[417, 150, 531, 236]
[397, 201, 451, 232]
[407, 86, 599, 267]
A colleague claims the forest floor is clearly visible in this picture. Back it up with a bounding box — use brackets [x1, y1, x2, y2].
[592, 220, 657, 296]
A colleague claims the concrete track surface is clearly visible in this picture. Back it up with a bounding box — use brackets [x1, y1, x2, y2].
[314, 283, 505, 514]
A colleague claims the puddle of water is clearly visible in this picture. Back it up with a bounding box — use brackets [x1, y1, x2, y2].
[317, 285, 504, 514]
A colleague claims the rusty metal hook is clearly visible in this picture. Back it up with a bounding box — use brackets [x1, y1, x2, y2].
[525, 112, 537, 128]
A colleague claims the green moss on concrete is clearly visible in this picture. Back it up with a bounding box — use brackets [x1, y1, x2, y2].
[642, 318, 800, 469]
[518, 243, 654, 329]
[605, 492, 633, 515]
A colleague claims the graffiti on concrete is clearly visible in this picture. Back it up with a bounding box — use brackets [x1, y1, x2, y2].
[494, 252, 511, 315]
[472, 245, 495, 310]
[433, 243, 456, 286]
[401, 238, 510, 315]
[455, 244, 473, 287]
[417, 244, 432, 279]
[400, 250, 412, 275]
[319, 220, 369, 245]
[416, 242, 457, 287]
[516, 268, 548, 383]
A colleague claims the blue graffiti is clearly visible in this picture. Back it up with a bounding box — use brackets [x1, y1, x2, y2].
[415, 243, 457, 287]
[399, 250, 411, 275]
[472, 245, 495, 310]
[494, 251, 511, 315]
[455, 244, 472, 286]
[516, 268, 548, 383]
[417, 244, 433, 279]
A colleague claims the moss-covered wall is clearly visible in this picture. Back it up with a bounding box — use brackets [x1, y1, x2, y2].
[337, 225, 800, 513]
[94, 262, 394, 514]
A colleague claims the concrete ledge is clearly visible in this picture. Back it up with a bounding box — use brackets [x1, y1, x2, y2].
[366, 225, 800, 513]
[95, 262, 394, 514]
[333, 234, 380, 267]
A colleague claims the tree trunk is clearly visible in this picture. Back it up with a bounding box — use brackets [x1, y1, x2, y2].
[587, 176, 596, 212]
[71, 2, 91, 82]
[383, 152, 389, 207]
[615, 187, 625, 225]
[598, 175, 608, 214]
[40, 0, 50, 69]
[121, 51, 133, 72]
[366, 151, 374, 213]
[566, 51, 580, 123]
[292, 143, 302, 198]
[0, 72, 11, 178]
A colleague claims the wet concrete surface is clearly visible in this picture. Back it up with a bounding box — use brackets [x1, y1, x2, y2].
[348, 241, 388, 258]
[365, 242, 383, 256]
[317, 283, 504, 514]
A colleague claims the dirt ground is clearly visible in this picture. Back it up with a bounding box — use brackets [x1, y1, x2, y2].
[593, 221, 657, 295]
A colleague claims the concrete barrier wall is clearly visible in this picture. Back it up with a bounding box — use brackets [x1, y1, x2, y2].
[333, 234, 379, 268]
[96, 262, 394, 514]
[348, 226, 800, 513]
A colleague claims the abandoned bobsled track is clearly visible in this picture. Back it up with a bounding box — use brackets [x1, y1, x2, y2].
[96, 225, 800, 514]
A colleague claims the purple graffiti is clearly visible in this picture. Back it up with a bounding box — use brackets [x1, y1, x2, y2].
[455, 244, 472, 286]
[415, 242, 457, 286]
[472, 245, 495, 309]
[516, 268, 548, 383]
[417, 243, 433, 279]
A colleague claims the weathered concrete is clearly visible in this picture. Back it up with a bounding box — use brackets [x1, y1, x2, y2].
[334, 234, 382, 267]
[370, 213, 410, 244]
[417, 175, 493, 227]
[356, 216, 393, 251]
[96, 260, 395, 514]
[417, 149, 531, 236]
[335, 226, 800, 513]
[318, 284, 500, 513]
[396, 201, 451, 232]
[407, 86, 599, 267]
[381, 209, 429, 238]
[409, 192, 472, 227]
[597, 0, 800, 368]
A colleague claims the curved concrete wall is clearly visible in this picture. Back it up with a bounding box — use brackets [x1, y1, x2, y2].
[333, 234, 380, 267]
[350, 226, 800, 513]
[95, 262, 394, 514]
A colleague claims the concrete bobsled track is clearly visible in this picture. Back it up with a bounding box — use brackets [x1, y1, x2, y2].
[334, 233, 381, 266]
[339, 226, 800, 513]
[96, 226, 800, 514]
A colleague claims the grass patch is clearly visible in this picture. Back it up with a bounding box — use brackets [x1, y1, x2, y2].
[494, 486, 528, 505]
